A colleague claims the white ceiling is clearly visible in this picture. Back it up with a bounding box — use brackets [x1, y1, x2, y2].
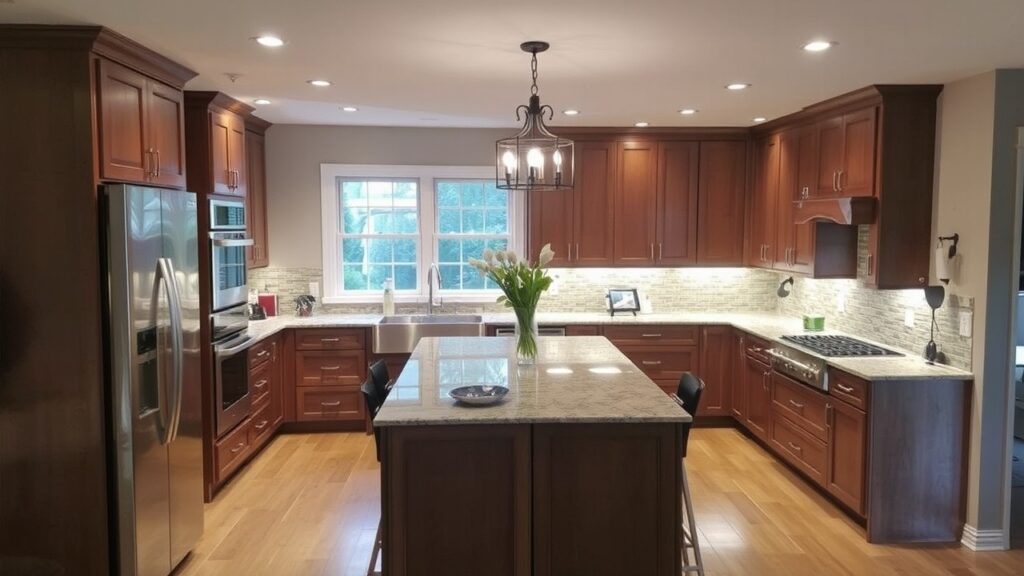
[4, 0, 1024, 128]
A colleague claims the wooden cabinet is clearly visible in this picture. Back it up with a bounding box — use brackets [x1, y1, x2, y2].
[815, 108, 876, 198]
[565, 324, 601, 336]
[296, 387, 364, 421]
[695, 325, 732, 416]
[245, 116, 271, 268]
[527, 186, 574, 267]
[572, 140, 616, 266]
[614, 141, 659, 265]
[210, 110, 247, 196]
[616, 345, 699, 395]
[730, 331, 747, 421]
[97, 58, 186, 188]
[291, 328, 367, 423]
[184, 91, 253, 201]
[696, 141, 746, 265]
[295, 350, 366, 387]
[743, 354, 772, 440]
[826, 398, 867, 515]
[657, 141, 699, 265]
[603, 324, 699, 346]
[747, 135, 778, 268]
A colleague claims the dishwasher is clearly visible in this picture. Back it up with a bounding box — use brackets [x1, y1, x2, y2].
[494, 326, 567, 337]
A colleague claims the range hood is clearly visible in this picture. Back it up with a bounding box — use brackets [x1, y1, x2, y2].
[793, 197, 876, 226]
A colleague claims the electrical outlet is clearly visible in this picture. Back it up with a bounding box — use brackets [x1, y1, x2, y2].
[904, 308, 915, 328]
[308, 281, 320, 299]
[959, 311, 973, 337]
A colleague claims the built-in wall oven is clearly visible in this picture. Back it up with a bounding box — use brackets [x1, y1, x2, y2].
[209, 198, 253, 312]
[213, 329, 255, 437]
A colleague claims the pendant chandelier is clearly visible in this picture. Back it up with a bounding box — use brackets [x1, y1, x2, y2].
[495, 41, 574, 191]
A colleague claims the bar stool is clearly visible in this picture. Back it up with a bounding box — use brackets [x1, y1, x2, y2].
[361, 375, 385, 576]
[365, 360, 392, 435]
[671, 372, 706, 576]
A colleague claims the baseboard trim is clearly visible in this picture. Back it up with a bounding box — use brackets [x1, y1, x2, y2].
[960, 524, 1008, 551]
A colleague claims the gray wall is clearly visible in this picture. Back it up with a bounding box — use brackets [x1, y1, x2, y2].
[264, 125, 512, 269]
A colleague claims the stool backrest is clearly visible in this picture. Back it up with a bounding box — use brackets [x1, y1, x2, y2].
[362, 375, 384, 461]
[369, 359, 392, 399]
[672, 372, 705, 458]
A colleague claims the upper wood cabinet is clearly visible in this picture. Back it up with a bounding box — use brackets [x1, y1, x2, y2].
[614, 141, 658, 265]
[747, 135, 779, 268]
[97, 58, 186, 188]
[527, 187, 574, 267]
[210, 110, 247, 197]
[815, 108, 877, 198]
[573, 140, 616, 266]
[657, 141, 699, 265]
[696, 141, 746, 266]
[245, 116, 272, 268]
[184, 92, 254, 199]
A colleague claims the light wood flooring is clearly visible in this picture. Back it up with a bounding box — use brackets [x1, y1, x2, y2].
[176, 428, 1024, 576]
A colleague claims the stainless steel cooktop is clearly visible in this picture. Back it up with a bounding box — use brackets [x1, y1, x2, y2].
[781, 334, 903, 358]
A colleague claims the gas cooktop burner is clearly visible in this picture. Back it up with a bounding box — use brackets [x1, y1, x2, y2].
[781, 334, 903, 358]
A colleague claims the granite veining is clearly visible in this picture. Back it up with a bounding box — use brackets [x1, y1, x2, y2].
[374, 336, 691, 427]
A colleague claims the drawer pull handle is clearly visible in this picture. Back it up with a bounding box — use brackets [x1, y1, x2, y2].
[254, 379, 268, 389]
[641, 360, 662, 366]
[787, 441, 802, 453]
[230, 442, 245, 454]
[641, 333, 662, 338]
[836, 383, 855, 394]
[320, 400, 342, 408]
[254, 420, 268, 431]
[321, 365, 341, 371]
[256, 350, 269, 358]
[788, 399, 805, 409]
[321, 337, 341, 343]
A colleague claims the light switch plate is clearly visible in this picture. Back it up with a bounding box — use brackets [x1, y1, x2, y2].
[904, 308, 915, 328]
[959, 311, 973, 337]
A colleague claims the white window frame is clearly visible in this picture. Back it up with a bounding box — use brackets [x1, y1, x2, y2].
[321, 164, 525, 304]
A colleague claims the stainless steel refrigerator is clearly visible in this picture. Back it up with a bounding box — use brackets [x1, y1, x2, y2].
[104, 184, 204, 576]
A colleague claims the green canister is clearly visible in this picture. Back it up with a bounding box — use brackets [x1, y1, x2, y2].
[803, 314, 825, 332]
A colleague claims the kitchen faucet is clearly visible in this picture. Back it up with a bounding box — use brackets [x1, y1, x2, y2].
[427, 263, 443, 314]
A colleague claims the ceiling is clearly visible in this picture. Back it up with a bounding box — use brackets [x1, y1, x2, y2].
[4, 0, 1024, 128]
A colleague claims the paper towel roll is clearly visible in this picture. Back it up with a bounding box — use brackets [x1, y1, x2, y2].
[935, 246, 951, 284]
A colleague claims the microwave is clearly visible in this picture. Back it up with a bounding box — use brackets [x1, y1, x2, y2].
[209, 198, 253, 312]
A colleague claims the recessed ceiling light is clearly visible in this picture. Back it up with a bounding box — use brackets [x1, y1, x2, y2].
[253, 35, 284, 48]
[253, 99, 271, 105]
[753, 117, 767, 123]
[562, 109, 580, 116]
[803, 40, 835, 52]
[308, 79, 332, 87]
[679, 108, 698, 115]
[634, 121, 649, 128]
[342, 106, 358, 112]
[726, 83, 750, 91]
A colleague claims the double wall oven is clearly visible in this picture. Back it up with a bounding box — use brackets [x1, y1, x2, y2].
[209, 198, 256, 437]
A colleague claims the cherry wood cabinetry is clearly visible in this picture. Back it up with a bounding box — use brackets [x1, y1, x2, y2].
[747, 135, 779, 268]
[614, 141, 659, 265]
[184, 91, 253, 200]
[730, 331, 748, 421]
[526, 187, 574, 267]
[743, 354, 772, 441]
[657, 141, 700, 265]
[572, 139, 616, 265]
[815, 108, 877, 198]
[826, 397, 867, 515]
[97, 57, 187, 188]
[696, 141, 747, 265]
[695, 325, 733, 416]
[245, 115, 271, 268]
[292, 328, 366, 423]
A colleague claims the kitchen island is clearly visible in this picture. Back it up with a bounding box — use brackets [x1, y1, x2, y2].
[375, 336, 690, 576]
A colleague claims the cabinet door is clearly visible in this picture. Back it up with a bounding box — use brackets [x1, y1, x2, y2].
[527, 187, 574, 266]
[747, 136, 778, 268]
[696, 141, 746, 265]
[730, 332, 747, 421]
[573, 140, 615, 266]
[245, 129, 268, 268]
[656, 141, 699, 265]
[227, 114, 247, 197]
[696, 325, 732, 416]
[774, 130, 798, 271]
[791, 126, 818, 273]
[816, 116, 844, 197]
[614, 141, 658, 265]
[97, 58, 149, 183]
[839, 108, 877, 197]
[826, 400, 867, 515]
[210, 112, 233, 195]
[146, 79, 186, 188]
[744, 356, 771, 440]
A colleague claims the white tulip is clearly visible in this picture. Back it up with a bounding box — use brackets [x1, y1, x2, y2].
[538, 243, 554, 267]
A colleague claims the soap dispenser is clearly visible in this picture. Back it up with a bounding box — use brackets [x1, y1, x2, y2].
[383, 278, 395, 316]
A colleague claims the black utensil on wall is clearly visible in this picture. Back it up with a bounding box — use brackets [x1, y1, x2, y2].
[923, 286, 946, 364]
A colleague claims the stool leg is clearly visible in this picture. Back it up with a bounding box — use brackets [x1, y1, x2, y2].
[681, 464, 705, 576]
[368, 519, 382, 576]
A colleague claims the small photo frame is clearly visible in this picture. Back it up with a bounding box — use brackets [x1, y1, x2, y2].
[607, 288, 641, 317]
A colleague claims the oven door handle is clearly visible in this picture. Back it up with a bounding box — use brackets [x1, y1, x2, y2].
[212, 238, 255, 247]
[765, 349, 818, 375]
[215, 334, 256, 357]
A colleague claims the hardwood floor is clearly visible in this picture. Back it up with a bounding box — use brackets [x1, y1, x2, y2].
[176, 428, 1024, 576]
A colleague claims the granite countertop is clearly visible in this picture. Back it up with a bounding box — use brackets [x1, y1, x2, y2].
[241, 311, 973, 382]
[374, 336, 691, 427]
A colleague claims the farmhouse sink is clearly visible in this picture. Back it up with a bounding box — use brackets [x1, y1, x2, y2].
[373, 314, 486, 354]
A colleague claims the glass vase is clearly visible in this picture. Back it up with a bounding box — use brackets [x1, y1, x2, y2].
[513, 306, 540, 365]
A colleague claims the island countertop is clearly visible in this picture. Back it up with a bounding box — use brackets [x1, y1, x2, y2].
[374, 336, 691, 427]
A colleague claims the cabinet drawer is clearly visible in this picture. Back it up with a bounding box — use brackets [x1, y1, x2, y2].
[250, 359, 273, 409]
[296, 387, 364, 422]
[214, 419, 251, 481]
[248, 338, 276, 370]
[295, 328, 365, 350]
[744, 334, 771, 364]
[296, 350, 366, 387]
[565, 324, 601, 336]
[770, 415, 827, 485]
[829, 368, 869, 410]
[618, 346, 699, 382]
[772, 372, 828, 441]
[249, 399, 278, 448]
[603, 325, 698, 346]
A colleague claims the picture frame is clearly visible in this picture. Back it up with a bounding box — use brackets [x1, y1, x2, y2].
[607, 288, 641, 317]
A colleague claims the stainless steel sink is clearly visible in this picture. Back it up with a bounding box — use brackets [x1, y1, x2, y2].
[373, 314, 486, 353]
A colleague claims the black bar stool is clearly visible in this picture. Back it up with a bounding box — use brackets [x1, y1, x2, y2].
[361, 372, 387, 576]
[671, 372, 706, 576]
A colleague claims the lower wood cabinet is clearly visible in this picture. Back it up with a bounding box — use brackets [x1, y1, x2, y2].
[826, 398, 867, 515]
[295, 350, 366, 387]
[213, 418, 252, 482]
[731, 331, 747, 421]
[615, 345, 699, 395]
[695, 325, 732, 416]
[770, 413, 828, 485]
[296, 386, 364, 422]
[743, 354, 771, 440]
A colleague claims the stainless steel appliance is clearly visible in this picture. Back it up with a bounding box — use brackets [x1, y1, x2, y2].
[104, 184, 203, 576]
[494, 326, 567, 337]
[768, 334, 903, 391]
[781, 334, 902, 357]
[765, 344, 829, 391]
[213, 330, 256, 436]
[209, 198, 253, 312]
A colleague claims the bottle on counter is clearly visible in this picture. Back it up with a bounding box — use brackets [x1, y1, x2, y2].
[383, 278, 395, 316]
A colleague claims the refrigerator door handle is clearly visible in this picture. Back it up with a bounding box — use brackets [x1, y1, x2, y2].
[158, 257, 185, 445]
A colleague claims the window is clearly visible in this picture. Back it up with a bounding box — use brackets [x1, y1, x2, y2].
[321, 164, 524, 303]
